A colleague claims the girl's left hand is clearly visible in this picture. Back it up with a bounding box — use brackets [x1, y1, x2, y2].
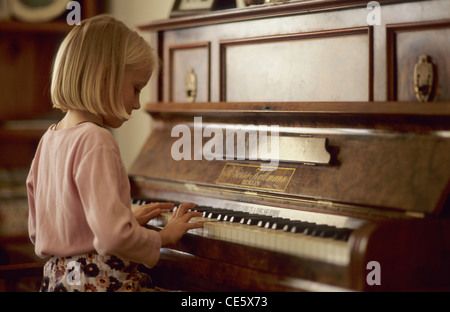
[132, 202, 175, 226]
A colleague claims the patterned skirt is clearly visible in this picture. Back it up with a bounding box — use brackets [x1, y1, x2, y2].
[40, 252, 159, 292]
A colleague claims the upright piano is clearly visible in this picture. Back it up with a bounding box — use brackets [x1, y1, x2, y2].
[132, 0, 450, 291]
[129, 101, 450, 292]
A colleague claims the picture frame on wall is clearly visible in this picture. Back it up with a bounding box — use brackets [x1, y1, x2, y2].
[8, 0, 69, 23]
[171, 0, 236, 18]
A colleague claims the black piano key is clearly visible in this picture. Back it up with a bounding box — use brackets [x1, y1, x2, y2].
[283, 220, 313, 232]
[205, 209, 234, 219]
[320, 226, 339, 238]
[132, 199, 148, 205]
[281, 221, 298, 232]
[332, 228, 353, 241]
[204, 210, 219, 219]
[216, 211, 235, 221]
[289, 221, 317, 234]
[205, 211, 219, 219]
[221, 212, 251, 222]
[170, 202, 183, 212]
[309, 225, 336, 237]
[243, 215, 272, 226]
[217, 212, 231, 221]
[229, 213, 251, 223]
[305, 224, 330, 236]
[261, 217, 289, 229]
[270, 218, 293, 230]
[193, 206, 215, 213]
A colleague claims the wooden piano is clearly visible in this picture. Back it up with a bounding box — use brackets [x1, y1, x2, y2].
[129, 101, 450, 292]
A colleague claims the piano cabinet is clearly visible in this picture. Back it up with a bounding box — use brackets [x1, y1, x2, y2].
[129, 102, 450, 292]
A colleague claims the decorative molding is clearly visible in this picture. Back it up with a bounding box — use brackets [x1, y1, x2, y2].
[140, 0, 407, 32]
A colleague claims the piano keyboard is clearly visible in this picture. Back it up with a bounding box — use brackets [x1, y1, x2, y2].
[132, 199, 363, 266]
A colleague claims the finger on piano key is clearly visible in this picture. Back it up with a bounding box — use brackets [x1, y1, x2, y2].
[137, 198, 353, 264]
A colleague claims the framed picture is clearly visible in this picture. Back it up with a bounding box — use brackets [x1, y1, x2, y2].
[171, 0, 236, 18]
[8, 0, 69, 23]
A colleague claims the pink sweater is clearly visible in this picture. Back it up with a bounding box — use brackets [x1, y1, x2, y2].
[27, 123, 161, 268]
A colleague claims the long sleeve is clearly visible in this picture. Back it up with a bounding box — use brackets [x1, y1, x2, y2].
[74, 143, 161, 268]
[26, 165, 36, 245]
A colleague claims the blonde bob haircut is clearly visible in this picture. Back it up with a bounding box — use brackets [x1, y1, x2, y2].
[51, 15, 156, 121]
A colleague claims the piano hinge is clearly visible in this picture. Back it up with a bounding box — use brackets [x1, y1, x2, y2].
[185, 183, 201, 192]
[316, 200, 338, 211]
[317, 200, 333, 206]
[404, 211, 426, 219]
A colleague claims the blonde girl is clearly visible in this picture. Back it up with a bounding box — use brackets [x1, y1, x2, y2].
[27, 15, 202, 292]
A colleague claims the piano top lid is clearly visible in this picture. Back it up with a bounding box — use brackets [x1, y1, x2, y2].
[130, 102, 450, 217]
[141, 101, 450, 116]
[139, 0, 411, 32]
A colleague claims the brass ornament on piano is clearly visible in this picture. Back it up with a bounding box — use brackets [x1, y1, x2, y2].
[185, 67, 197, 103]
[216, 163, 296, 192]
[414, 54, 435, 102]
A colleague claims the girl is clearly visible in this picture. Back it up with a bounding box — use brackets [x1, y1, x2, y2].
[26, 15, 203, 292]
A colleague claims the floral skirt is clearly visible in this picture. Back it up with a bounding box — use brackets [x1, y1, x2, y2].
[40, 252, 159, 292]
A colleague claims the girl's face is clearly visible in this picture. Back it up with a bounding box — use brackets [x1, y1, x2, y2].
[103, 67, 151, 128]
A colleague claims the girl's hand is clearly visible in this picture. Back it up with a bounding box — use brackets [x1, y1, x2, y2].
[132, 202, 175, 226]
[159, 203, 203, 247]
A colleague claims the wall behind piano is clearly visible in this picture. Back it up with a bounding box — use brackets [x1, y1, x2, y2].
[108, 0, 175, 170]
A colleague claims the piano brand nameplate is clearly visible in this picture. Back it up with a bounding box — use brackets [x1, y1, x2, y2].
[216, 163, 296, 192]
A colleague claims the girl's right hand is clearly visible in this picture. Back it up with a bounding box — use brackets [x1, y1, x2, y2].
[159, 203, 203, 247]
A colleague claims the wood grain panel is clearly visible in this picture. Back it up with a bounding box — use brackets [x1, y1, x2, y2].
[220, 27, 373, 102]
